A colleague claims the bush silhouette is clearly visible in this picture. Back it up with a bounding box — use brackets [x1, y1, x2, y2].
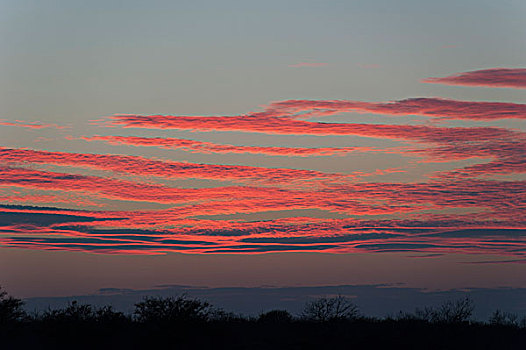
[39, 301, 128, 324]
[0, 286, 25, 324]
[209, 308, 244, 322]
[302, 295, 359, 321]
[258, 310, 293, 323]
[41, 301, 96, 323]
[134, 295, 212, 323]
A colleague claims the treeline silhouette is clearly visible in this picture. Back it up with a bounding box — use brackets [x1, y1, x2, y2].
[1, 287, 525, 349]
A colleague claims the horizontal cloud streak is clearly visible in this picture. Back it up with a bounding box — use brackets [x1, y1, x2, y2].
[0, 120, 67, 129]
[102, 106, 526, 178]
[109, 114, 513, 139]
[267, 98, 526, 120]
[423, 68, 526, 89]
[410, 136, 526, 178]
[108, 99, 526, 134]
[1, 207, 525, 256]
[81, 135, 370, 157]
[0, 167, 433, 216]
[0, 147, 351, 186]
[1, 166, 523, 223]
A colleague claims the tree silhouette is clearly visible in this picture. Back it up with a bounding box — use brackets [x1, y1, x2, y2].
[489, 310, 522, 327]
[415, 297, 474, 324]
[0, 286, 25, 324]
[134, 295, 212, 323]
[302, 295, 359, 321]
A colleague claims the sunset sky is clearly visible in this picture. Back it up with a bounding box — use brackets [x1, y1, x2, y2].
[1, 0, 525, 306]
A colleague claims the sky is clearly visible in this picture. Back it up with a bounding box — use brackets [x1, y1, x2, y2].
[1, 0, 526, 312]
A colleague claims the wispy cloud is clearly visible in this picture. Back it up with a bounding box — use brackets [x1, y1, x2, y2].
[0, 119, 69, 129]
[81, 135, 371, 157]
[108, 113, 513, 138]
[266, 98, 526, 120]
[101, 99, 526, 179]
[107, 98, 526, 139]
[0, 147, 352, 186]
[423, 68, 526, 89]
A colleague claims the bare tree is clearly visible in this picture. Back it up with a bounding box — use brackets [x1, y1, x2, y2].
[489, 310, 520, 327]
[302, 295, 359, 321]
[415, 297, 474, 324]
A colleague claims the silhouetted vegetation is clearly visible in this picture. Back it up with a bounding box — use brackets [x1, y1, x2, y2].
[0, 286, 25, 324]
[302, 294, 360, 321]
[258, 309, 293, 324]
[394, 296, 475, 324]
[1, 287, 525, 349]
[134, 295, 211, 324]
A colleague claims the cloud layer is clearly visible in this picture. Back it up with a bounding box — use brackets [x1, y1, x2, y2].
[1, 68, 525, 256]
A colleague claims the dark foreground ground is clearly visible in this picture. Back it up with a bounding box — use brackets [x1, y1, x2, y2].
[3, 319, 526, 350]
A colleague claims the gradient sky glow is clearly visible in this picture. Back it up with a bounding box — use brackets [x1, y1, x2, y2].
[1, 0, 525, 300]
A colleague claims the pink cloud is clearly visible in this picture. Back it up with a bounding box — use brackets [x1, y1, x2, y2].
[423, 68, 526, 89]
[1, 165, 523, 220]
[407, 135, 526, 178]
[109, 113, 512, 138]
[0, 193, 103, 207]
[0, 147, 354, 186]
[0, 166, 427, 216]
[101, 99, 526, 179]
[107, 98, 526, 142]
[266, 98, 526, 120]
[0, 119, 69, 129]
[81, 135, 371, 157]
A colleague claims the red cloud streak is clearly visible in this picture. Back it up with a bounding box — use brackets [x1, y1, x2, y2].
[109, 114, 514, 138]
[0, 119, 68, 129]
[108, 98, 526, 131]
[81, 135, 370, 157]
[0, 147, 351, 186]
[423, 68, 526, 89]
[1, 166, 523, 220]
